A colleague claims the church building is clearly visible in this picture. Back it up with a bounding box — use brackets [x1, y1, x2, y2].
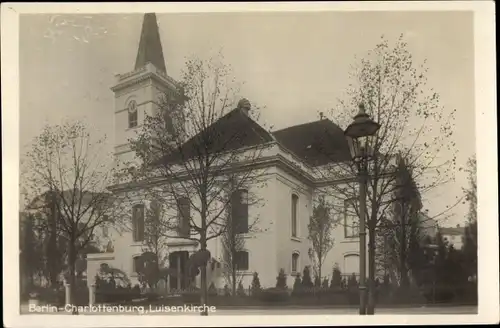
[87, 13, 389, 291]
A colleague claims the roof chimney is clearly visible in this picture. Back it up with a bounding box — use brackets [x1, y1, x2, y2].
[237, 98, 251, 116]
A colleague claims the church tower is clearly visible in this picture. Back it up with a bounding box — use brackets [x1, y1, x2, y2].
[111, 13, 180, 167]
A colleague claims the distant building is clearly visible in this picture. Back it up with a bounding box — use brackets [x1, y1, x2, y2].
[418, 210, 439, 240]
[439, 225, 465, 249]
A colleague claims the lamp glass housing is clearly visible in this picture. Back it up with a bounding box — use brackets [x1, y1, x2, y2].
[346, 134, 377, 161]
[344, 106, 380, 161]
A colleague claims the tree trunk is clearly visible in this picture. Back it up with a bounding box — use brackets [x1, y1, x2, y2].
[318, 261, 322, 285]
[367, 215, 376, 315]
[400, 204, 408, 289]
[318, 249, 322, 283]
[69, 243, 78, 314]
[232, 264, 236, 297]
[358, 170, 367, 315]
[200, 235, 208, 316]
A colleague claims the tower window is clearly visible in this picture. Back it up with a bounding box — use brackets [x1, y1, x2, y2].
[163, 109, 175, 134]
[128, 100, 138, 128]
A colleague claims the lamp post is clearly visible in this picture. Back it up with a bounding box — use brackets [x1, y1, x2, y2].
[344, 103, 380, 315]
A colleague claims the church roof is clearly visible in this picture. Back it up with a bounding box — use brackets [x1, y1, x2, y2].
[135, 13, 167, 73]
[272, 119, 351, 167]
[158, 110, 351, 169]
[159, 108, 274, 165]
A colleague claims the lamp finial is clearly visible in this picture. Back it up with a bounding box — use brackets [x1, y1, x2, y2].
[358, 103, 366, 114]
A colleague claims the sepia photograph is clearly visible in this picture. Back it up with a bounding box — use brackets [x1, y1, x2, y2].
[2, 2, 498, 327]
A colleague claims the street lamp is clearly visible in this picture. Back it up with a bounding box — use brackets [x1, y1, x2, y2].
[344, 103, 380, 315]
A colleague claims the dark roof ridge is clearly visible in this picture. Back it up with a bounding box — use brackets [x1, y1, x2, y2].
[272, 118, 343, 134]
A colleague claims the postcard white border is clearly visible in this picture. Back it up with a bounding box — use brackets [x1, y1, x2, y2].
[2, 2, 498, 327]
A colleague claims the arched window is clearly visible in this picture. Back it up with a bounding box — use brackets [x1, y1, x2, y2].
[291, 252, 299, 273]
[231, 189, 249, 234]
[132, 204, 145, 242]
[343, 253, 359, 276]
[291, 194, 299, 237]
[177, 197, 190, 238]
[235, 251, 249, 271]
[128, 100, 138, 128]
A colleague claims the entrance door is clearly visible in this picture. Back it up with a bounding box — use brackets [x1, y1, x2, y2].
[169, 251, 190, 291]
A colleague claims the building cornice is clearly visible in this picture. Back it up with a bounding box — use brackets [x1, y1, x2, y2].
[111, 64, 179, 94]
[108, 143, 397, 194]
[109, 151, 352, 194]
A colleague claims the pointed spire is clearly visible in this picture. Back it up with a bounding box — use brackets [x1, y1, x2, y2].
[135, 13, 167, 73]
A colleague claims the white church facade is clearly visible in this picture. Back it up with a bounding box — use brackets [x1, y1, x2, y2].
[86, 13, 419, 291]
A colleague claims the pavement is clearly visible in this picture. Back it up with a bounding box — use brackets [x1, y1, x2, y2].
[20, 303, 478, 315]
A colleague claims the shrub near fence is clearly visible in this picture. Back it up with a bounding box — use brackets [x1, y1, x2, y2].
[259, 288, 289, 303]
[94, 275, 141, 304]
[96, 285, 141, 304]
[201, 283, 475, 308]
[91, 269, 477, 308]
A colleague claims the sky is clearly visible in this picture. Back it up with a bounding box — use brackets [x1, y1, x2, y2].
[19, 11, 475, 227]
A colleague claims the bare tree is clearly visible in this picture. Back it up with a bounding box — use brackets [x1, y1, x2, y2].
[219, 176, 263, 295]
[462, 155, 477, 281]
[316, 35, 458, 312]
[124, 53, 271, 315]
[307, 196, 338, 282]
[19, 212, 45, 291]
[220, 194, 246, 295]
[463, 156, 477, 224]
[135, 201, 170, 290]
[22, 121, 125, 311]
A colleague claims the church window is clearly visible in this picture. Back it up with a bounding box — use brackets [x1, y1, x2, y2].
[177, 197, 190, 238]
[128, 100, 138, 128]
[132, 204, 145, 242]
[292, 252, 299, 273]
[231, 189, 249, 234]
[344, 199, 359, 238]
[235, 251, 249, 271]
[291, 194, 298, 237]
[133, 255, 144, 273]
[344, 253, 360, 276]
